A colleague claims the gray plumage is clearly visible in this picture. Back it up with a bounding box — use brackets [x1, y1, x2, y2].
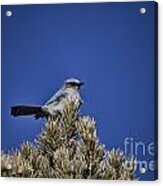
[11, 78, 84, 119]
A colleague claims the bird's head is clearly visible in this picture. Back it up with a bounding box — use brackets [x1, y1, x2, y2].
[64, 78, 84, 90]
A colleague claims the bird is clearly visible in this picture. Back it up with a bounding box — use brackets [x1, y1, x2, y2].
[11, 78, 84, 119]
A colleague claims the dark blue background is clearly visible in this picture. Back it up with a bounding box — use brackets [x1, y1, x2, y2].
[1, 1, 157, 180]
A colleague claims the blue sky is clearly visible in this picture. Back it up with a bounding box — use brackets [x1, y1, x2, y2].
[1, 2, 157, 180]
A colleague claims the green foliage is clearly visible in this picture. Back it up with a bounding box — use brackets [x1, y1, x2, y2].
[1, 101, 136, 179]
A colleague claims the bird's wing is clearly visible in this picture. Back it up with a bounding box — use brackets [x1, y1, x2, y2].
[44, 88, 67, 106]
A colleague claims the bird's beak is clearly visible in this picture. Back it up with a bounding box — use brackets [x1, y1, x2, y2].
[79, 82, 84, 86]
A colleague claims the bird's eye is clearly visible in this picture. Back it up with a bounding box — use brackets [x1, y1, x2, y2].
[70, 83, 76, 86]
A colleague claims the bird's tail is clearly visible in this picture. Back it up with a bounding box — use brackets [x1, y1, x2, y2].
[11, 105, 44, 118]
